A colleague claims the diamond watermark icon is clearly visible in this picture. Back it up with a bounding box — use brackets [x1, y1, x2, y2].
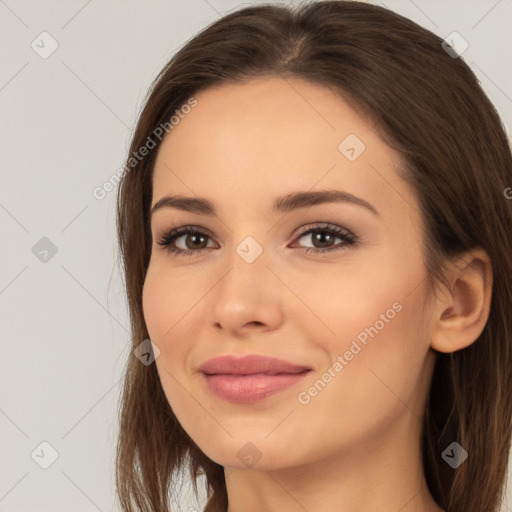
[237, 442, 262, 468]
[441, 31, 469, 59]
[32, 237, 58, 263]
[31, 31, 59, 59]
[134, 338, 161, 365]
[31, 441, 59, 469]
[236, 236, 263, 263]
[338, 133, 366, 161]
[441, 441, 468, 468]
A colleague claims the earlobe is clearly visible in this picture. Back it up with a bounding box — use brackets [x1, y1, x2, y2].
[430, 248, 493, 354]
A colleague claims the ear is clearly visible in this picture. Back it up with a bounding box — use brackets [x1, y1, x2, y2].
[430, 247, 493, 354]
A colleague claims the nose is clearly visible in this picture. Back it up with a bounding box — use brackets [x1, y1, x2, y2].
[209, 249, 285, 336]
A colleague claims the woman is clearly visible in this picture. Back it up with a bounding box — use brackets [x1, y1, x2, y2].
[115, 2, 512, 511]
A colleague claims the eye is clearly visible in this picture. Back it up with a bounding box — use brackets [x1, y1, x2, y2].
[157, 226, 216, 257]
[156, 222, 358, 257]
[290, 223, 357, 253]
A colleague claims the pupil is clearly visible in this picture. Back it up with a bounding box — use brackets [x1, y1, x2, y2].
[188, 234, 206, 249]
[314, 232, 333, 248]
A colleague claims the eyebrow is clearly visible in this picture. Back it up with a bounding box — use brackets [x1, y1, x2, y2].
[150, 190, 380, 218]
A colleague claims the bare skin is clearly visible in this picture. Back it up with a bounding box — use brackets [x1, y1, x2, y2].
[142, 76, 492, 512]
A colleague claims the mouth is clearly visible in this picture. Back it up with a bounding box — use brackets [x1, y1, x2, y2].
[198, 354, 313, 403]
[200, 369, 312, 403]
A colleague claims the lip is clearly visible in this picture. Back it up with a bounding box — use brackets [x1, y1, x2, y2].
[199, 354, 312, 403]
[199, 354, 312, 375]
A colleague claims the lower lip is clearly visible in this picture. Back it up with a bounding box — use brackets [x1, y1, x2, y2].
[201, 371, 311, 403]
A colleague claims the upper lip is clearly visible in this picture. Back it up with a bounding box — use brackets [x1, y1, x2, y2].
[199, 355, 312, 376]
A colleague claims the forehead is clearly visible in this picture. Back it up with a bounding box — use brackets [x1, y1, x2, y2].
[151, 77, 415, 221]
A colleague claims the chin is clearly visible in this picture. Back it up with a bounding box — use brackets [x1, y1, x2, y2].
[201, 438, 304, 472]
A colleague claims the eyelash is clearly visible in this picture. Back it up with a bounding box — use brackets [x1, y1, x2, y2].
[156, 223, 358, 257]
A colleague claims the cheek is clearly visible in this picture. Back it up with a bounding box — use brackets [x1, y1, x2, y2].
[142, 261, 217, 378]
[142, 267, 198, 416]
[141, 266, 193, 390]
[142, 269, 171, 340]
[142, 263, 203, 341]
[304, 272, 431, 427]
[296, 242, 427, 352]
[292, 250, 431, 409]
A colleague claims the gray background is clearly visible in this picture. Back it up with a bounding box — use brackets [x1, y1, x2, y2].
[1, 0, 511, 510]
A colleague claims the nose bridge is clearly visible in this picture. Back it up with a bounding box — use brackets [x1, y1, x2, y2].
[220, 233, 269, 296]
[208, 232, 283, 332]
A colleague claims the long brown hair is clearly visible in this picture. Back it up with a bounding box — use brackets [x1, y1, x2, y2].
[115, 2, 512, 511]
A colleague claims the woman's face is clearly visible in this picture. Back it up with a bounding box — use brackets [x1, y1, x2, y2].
[143, 77, 438, 470]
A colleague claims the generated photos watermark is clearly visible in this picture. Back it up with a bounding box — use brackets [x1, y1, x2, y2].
[297, 301, 403, 405]
[92, 96, 197, 200]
